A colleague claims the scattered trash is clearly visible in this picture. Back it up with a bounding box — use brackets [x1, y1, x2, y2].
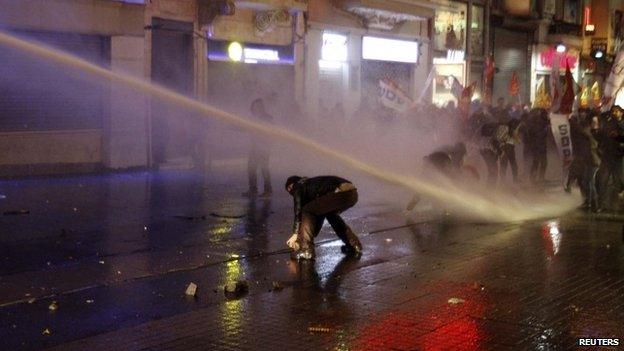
[3, 209, 30, 215]
[116, 270, 122, 275]
[224, 280, 248, 296]
[271, 281, 283, 292]
[48, 301, 58, 311]
[143, 225, 148, 231]
[27, 298, 36, 304]
[447, 297, 465, 305]
[42, 328, 51, 336]
[72, 207, 78, 212]
[98, 260, 105, 265]
[385, 238, 393, 243]
[185, 282, 198, 297]
[308, 326, 331, 333]
[210, 212, 246, 219]
[86, 299, 94, 304]
[174, 215, 207, 221]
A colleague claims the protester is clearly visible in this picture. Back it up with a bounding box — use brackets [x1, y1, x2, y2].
[499, 118, 521, 183]
[525, 108, 550, 184]
[567, 109, 600, 210]
[243, 98, 273, 197]
[285, 175, 362, 260]
[406, 142, 468, 210]
[594, 106, 624, 212]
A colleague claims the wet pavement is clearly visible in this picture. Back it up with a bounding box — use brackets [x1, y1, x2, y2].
[1, 169, 623, 350]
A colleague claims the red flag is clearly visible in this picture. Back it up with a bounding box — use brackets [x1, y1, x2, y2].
[459, 81, 476, 119]
[509, 71, 520, 96]
[558, 63, 575, 114]
[483, 55, 495, 104]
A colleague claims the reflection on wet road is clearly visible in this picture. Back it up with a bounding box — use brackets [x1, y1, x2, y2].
[0, 171, 623, 350]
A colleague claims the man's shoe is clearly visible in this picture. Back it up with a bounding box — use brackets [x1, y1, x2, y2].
[290, 248, 315, 260]
[340, 245, 362, 257]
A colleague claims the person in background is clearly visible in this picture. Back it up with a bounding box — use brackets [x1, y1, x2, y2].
[243, 98, 273, 197]
[285, 175, 362, 260]
[406, 142, 468, 210]
[567, 109, 600, 210]
[526, 108, 550, 184]
[491, 97, 509, 123]
[499, 118, 521, 183]
[594, 105, 624, 212]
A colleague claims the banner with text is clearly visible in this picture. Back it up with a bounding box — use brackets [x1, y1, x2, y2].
[549, 113, 574, 177]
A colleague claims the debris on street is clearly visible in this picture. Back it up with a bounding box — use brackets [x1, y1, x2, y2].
[224, 280, 248, 296]
[48, 301, 58, 311]
[185, 282, 198, 297]
[42, 328, 51, 336]
[447, 297, 465, 305]
[86, 299, 94, 304]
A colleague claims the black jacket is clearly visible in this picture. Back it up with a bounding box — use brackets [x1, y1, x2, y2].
[291, 176, 351, 233]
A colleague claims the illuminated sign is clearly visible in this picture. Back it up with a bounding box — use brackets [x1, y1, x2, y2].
[362, 36, 418, 63]
[539, 47, 577, 69]
[322, 32, 348, 62]
[208, 40, 293, 65]
[243, 48, 279, 61]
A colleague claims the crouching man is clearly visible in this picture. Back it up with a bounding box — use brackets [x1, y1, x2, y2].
[285, 175, 362, 260]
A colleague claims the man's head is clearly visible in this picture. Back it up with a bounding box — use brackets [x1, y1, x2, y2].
[285, 176, 302, 195]
[497, 97, 505, 108]
[611, 105, 624, 121]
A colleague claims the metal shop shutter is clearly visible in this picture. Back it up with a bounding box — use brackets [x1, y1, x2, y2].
[0, 30, 110, 131]
[493, 28, 530, 104]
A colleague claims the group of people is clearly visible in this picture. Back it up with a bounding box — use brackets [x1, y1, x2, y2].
[420, 97, 624, 213]
[242, 96, 624, 262]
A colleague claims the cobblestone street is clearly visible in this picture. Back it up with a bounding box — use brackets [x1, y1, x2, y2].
[0, 170, 623, 350]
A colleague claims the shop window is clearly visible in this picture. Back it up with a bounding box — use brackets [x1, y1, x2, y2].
[433, 2, 467, 52]
[470, 5, 484, 57]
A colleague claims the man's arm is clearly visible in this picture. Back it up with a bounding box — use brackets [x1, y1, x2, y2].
[292, 186, 303, 234]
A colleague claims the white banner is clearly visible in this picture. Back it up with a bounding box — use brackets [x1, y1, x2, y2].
[549, 113, 573, 174]
[417, 67, 437, 103]
[379, 79, 412, 112]
[603, 50, 624, 111]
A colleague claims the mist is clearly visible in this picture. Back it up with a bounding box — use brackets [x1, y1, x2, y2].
[0, 30, 580, 223]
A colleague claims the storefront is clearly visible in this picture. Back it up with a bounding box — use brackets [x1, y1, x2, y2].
[493, 27, 531, 104]
[529, 44, 581, 104]
[306, 0, 432, 119]
[205, 40, 295, 115]
[431, 0, 486, 105]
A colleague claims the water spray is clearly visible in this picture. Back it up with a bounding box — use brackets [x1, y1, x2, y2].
[0, 31, 577, 222]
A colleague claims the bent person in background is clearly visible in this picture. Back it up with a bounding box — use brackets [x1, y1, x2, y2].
[285, 176, 362, 260]
[406, 142, 470, 211]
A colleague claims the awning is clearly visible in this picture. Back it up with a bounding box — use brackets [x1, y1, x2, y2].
[335, 0, 433, 30]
